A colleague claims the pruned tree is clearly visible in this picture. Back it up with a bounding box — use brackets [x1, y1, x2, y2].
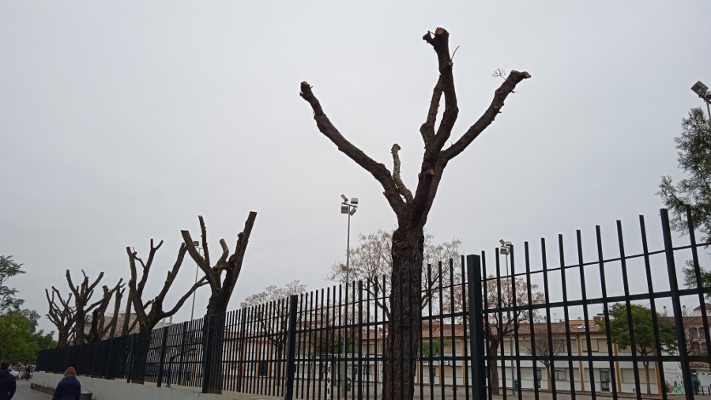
[66, 269, 106, 345]
[126, 239, 207, 332]
[328, 229, 461, 319]
[45, 287, 74, 347]
[88, 280, 124, 341]
[300, 27, 530, 399]
[181, 212, 257, 394]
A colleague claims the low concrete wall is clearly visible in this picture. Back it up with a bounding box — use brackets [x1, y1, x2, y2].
[31, 372, 274, 400]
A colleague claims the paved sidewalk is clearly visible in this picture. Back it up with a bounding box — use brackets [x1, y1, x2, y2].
[12, 379, 51, 400]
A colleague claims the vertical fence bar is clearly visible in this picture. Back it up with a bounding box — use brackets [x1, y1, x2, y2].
[685, 206, 711, 367]
[661, 209, 694, 399]
[558, 234, 577, 397]
[577, 230, 597, 397]
[617, 220, 643, 398]
[524, 242, 540, 400]
[284, 295, 299, 400]
[467, 254, 486, 400]
[639, 215, 668, 400]
[201, 314, 212, 394]
[596, 226, 619, 399]
[156, 326, 169, 387]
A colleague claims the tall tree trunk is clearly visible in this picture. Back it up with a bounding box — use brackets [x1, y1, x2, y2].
[643, 361, 651, 394]
[383, 226, 424, 400]
[487, 340, 501, 395]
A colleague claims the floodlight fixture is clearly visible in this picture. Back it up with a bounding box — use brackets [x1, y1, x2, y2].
[499, 239, 512, 255]
[350, 197, 359, 205]
[341, 205, 349, 214]
[341, 194, 349, 203]
[692, 81, 709, 98]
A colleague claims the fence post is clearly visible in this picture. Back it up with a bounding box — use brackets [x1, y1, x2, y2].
[201, 315, 213, 394]
[661, 209, 694, 399]
[156, 326, 169, 387]
[284, 295, 299, 400]
[467, 254, 486, 400]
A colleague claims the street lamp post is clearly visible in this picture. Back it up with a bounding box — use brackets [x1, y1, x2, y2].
[691, 81, 711, 120]
[189, 241, 201, 322]
[340, 194, 358, 396]
[499, 239, 515, 393]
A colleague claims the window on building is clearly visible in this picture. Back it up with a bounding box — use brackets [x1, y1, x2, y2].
[258, 360, 268, 377]
[689, 327, 698, 340]
[555, 369, 567, 381]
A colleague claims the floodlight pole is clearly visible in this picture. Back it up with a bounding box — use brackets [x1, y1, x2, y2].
[340, 195, 358, 396]
[500, 240, 515, 393]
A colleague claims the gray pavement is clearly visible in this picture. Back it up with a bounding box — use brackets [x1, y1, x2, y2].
[11, 379, 51, 400]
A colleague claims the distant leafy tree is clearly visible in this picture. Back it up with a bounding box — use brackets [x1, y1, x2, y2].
[659, 108, 711, 295]
[659, 107, 711, 242]
[0, 255, 25, 312]
[0, 313, 55, 364]
[598, 304, 677, 394]
[420, 338, 450, 357]
[311, 328, 345, 356]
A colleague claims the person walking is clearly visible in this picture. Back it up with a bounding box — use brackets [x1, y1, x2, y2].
[52, 367, 81, 400]
[0, 362, 16, 400]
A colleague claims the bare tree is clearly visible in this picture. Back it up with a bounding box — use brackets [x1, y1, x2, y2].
[300, 27, 530, 399]
[530, 325, 567, 390]
[445, 271, 544, 394]
[181, 212, 257, 394]
[126, 239, 207, 332]
[328, 229, 461, 318]
[240, 281, 305, 383]
[484, 275, 544, 394]
[66, 270, 106, 345]
[45, 287, 74, 347]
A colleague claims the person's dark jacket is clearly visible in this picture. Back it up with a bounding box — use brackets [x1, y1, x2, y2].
[0, 369, 16, 400]
[52, 375, 81, 400]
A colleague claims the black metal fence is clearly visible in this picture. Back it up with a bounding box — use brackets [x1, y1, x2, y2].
[37, 208, 711, 400]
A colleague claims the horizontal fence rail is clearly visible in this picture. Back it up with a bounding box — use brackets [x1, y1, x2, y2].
[37, 208, 711, 400]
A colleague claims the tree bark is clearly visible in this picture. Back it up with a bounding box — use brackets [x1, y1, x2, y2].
[487, 339, 501, 395]
[382, 226, 424, 400]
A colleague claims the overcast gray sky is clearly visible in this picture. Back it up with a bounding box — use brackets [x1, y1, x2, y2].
[2, 1, 710, 335]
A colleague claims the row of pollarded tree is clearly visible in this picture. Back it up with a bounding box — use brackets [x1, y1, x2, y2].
[45, 212, 257, 348]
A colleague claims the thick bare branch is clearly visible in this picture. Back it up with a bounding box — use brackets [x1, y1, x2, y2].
[299, 82, 406, 216]
[182, 230, 221, 290]
[391, 144, 413, 203]
[423, 28, 459, 151]
[441, 69, 531, 161]
[419, 77, 443, 143]
[219, 211, 257, 312]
